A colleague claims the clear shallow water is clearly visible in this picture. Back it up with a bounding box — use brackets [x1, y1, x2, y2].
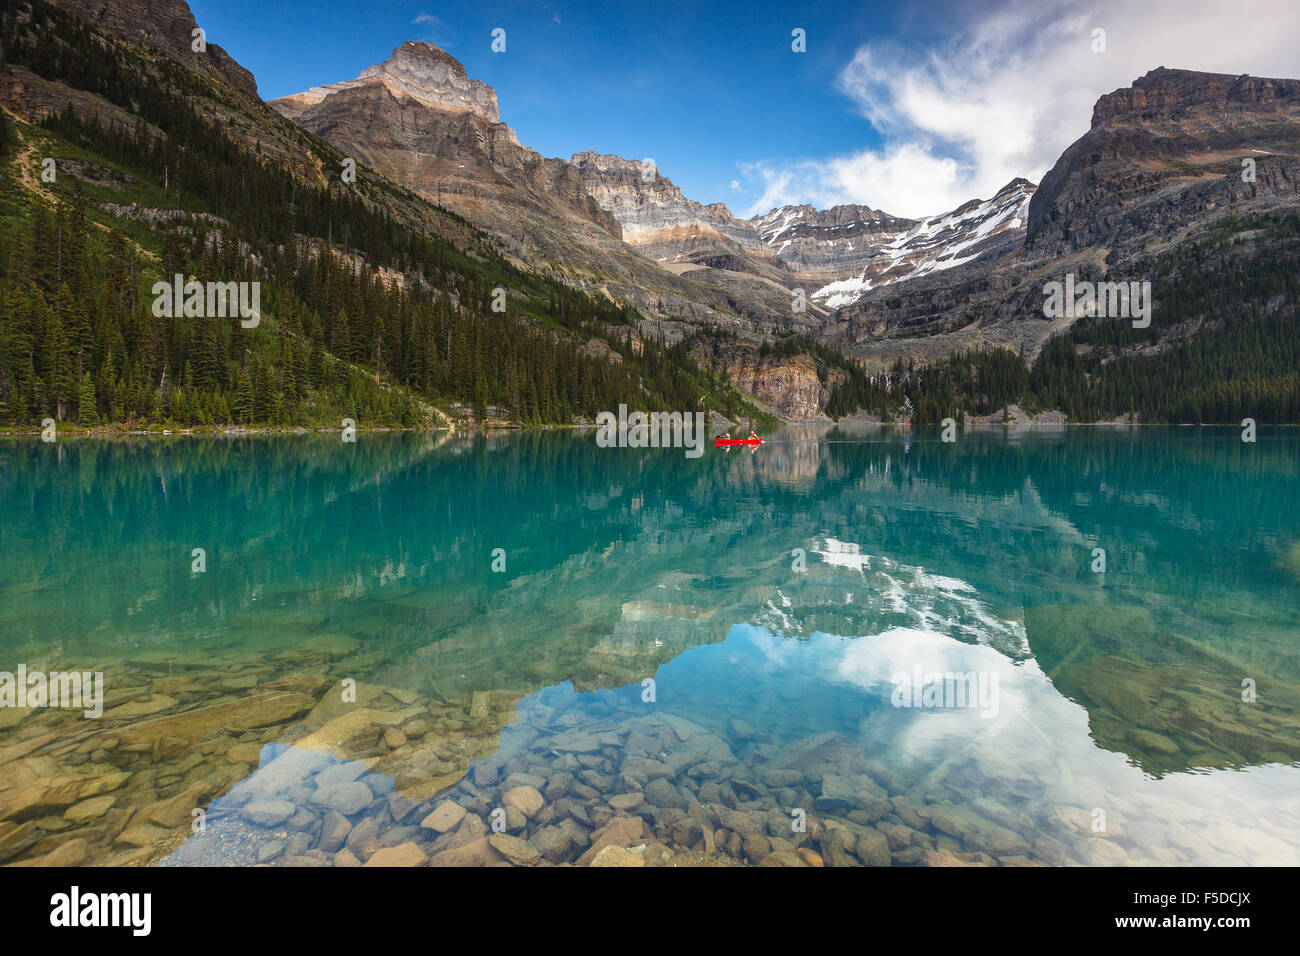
[1, 426, 1299, 866]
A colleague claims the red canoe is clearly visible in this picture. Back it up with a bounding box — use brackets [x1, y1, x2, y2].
[715, 437, 763, 447]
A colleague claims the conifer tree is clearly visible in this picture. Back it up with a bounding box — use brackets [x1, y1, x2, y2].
[78, 372, 97, 424]
[234, 368, 254, 424]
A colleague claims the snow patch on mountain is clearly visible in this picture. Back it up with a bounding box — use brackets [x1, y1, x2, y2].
[802, 180, 1034, 308]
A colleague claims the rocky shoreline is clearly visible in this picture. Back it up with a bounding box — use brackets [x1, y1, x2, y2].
[5, 629, 1292, 868]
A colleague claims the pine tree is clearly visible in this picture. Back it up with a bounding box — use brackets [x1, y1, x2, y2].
[78, 372, 97, 424]
[234, 368, 254, 424]
[332, 308, 351, 361]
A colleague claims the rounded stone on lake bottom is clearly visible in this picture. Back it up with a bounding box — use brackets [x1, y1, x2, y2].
[762, 769, 803, 788]
[311, 781, 373, 816]
[344, 817, 380, 854]
[287, 808, 317, 831]
[363, 842, 428, 867]
[743, 835, 772, 864]
[528, 826, 574, 864]
[671, 819, 703, 848]
[286, 831, 314, 856]
[1074, 837, 1128, 866]
[609, 792, 644, 811]
[242, 799, 297, 828]
[379, 825, 421, 848]
[501, 785, 544, 819]
[795, 846, 824, 866]
[488, 833, 542, 866]
[643, 779, 685, 810]
[334, 848, 362, 867]
[590, 845, 644, 867]
[759, 850, 809, 867]
[64, 795, 116, 824]
[401, 719, 429, 739]
[854, 828, 892, 866]
[819, 827, 858, 867]
[505, 772, 547, 790]
[320, 810, 352, 852]
[313, 759, 368, 789]
[727, 717, 756, 742]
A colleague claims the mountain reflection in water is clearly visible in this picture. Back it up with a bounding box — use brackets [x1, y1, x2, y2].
[1, 426, 1297, 866]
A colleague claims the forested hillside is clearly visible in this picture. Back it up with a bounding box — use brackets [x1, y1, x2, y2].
[0, 0, 754, 429]
[2, 0, 1296, 431]
[799, 213, 1300, 425]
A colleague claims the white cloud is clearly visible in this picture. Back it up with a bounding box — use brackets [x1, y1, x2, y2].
[412, 12, 451, 47]
[729, 179, 741, 190]
[742, 0, 1300, 219]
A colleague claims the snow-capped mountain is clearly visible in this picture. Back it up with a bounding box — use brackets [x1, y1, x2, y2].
[573, 156, 1035, 312]
[756, 179, 1035, 309]
[747, 203, 917, 286]
[271, 40, 1036, 328]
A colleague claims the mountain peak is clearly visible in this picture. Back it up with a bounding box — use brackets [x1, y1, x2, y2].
[1092, 67, 1300, 129]
[995, 177, 1036, 195]
[272, 38, 499, 123]
[377, 41, 469, 79]
[570, 151, 661, 183]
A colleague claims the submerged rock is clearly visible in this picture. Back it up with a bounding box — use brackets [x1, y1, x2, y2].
[488, 833, 542, 866]
[421, 800, 467, 833]
[591, 845, 644, 867]
[364, 842, 428, 867]
[501, 785, 544, 819]
[241, 799, 296, 828]
[311, 782, 374, 815]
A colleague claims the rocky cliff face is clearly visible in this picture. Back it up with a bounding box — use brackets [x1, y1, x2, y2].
[749, 202, 917, 287]
[766, 180, 1034, 309]
[270, 44, 814, 338]
[269, 44, 625, 256]
[274, 42, 499, 125]
[820, 253, 1051, 372]
[690, 340, 839, 421]
[14, 2, 478, 255]
[826, 68, 1300, 372]
[203, 35, 1300, 415]
[51, 0, 258, 97]
[568, 150, 825, 330]
[1028, 67, 1300, 256]
[574, 149, 1034, 313]
[571, 151, 772, 263]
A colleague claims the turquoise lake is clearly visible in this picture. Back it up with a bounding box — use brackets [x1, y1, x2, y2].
[1, 426, 1298, 867]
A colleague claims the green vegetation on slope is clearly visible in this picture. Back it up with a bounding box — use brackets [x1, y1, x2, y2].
[812, 213, 1300, 424]
[0, 0, 748, 428]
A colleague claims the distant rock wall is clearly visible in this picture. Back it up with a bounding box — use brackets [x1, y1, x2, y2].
[1028, 67, 1300, 256]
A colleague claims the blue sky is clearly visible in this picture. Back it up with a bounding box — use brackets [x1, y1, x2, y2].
[190, 0, 1300, 218]
[191, 0, 903, 208]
